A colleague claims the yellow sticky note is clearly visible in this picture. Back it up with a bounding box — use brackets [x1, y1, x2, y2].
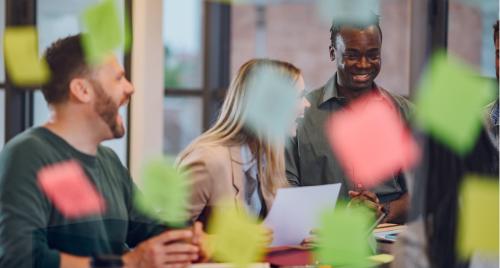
[207, 202, 267, 268]
[368, 254, 394, 264]
[457, 176, 499, 258]
[4, 27, 50, 86]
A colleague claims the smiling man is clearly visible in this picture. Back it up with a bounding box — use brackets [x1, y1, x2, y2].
[285, 15, 412, 223]
[0, 35, 207, 268]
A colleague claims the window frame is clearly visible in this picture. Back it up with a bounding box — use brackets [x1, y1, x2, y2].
[163, 1, 230, 134]
[2, 0, 134, 166]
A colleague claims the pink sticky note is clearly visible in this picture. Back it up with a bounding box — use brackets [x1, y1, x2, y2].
[37, 160, 106, 218]
[325, 92, 420, 187]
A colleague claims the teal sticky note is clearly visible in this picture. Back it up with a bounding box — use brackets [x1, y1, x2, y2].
[316, 0, 380, 26]
[134, 157, 189, 227]
[206, 0, 247, 4]
[244, 65, 300, 144]
[81, 0, 124, 64]
[314, 204, 372, 267]
[415, 51, 495, 154]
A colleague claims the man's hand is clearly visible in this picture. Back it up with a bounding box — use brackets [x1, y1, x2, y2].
[122, 229, 199, 268]
[348, 190, 384, 218]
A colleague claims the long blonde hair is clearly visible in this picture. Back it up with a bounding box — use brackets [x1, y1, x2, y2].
[178, 59, 302, 194]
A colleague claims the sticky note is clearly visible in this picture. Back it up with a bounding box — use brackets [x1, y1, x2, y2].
[4, 26, 50, 86]
[244, 65, 300, 144]
[415, 51, 496, 154]
[124, 12, 132, 53]
[134, 157, 189, 227]
[314, 205, 372, 267]
[206, 0, 247, 4]
[457, 176, 499, 258]
[325, 92, 420, 187]
[369, 254, 394, 264]
[208, 201, 267, 267]
[456, 0, 486, 8]
[316, 0, 380, 26]
[81, 0, 124, 64]
[37, 160, 106, 218]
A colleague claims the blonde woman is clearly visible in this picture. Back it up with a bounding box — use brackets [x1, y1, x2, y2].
[177, 59, 308, 225]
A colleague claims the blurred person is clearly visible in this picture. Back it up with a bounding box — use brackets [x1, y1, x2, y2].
[393, 20, 500, 268]
[285, 13, 412, 223]
[177, 59, 306, 224]
[392, 128, 498, 268]
[484, 20, 499, 149]
[0, 34, 208, 268]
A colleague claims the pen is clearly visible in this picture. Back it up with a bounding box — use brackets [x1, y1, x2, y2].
[366, 211, 387, 237]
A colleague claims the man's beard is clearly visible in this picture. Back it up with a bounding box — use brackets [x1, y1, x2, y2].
[91, 80, 126, 139]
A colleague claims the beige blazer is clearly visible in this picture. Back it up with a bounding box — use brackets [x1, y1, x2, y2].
[177, 143, 275, 225]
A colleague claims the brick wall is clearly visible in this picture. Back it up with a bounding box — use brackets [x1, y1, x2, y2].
[231, 1, 411, 96]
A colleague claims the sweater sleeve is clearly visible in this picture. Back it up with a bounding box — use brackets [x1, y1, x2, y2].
[0, 141, 61, 268]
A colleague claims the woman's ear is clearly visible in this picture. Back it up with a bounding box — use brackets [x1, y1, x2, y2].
[69, 78, 92, 103]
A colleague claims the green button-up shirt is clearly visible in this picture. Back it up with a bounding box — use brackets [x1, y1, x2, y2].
[285, 75, 413, 202]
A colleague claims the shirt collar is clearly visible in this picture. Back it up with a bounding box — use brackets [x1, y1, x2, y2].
[319, 74, 383, 106]
[490, 99, 499, 127]
[240, 144, 257, 173]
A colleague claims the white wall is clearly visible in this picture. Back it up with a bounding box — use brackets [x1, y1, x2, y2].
[129, 0, 165, 182]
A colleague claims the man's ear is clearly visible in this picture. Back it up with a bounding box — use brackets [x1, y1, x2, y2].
[329, 45, 335, 62]
[69, 78, 92, 103]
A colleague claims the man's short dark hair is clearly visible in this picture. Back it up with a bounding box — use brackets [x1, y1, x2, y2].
[329, 13, 383, 49]
[494, 20, 499, 42]
[42, 34, 91, 104]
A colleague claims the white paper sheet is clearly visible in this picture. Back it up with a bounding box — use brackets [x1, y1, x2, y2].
[263, 183, 341, 246]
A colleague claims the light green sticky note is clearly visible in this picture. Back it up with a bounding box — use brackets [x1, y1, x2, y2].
[457, 175, 499, 259]
[123, 12, 132, 53]
[134, 157, 189, 227]
[415, 51, 496, 154]
[208, 201, 267, 268]
[4, 27, 50, 87]
[314, 204, 372, 267]
[81, 0, 124, 64]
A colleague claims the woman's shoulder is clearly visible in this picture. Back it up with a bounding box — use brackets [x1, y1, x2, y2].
[178, 141, 235, 169]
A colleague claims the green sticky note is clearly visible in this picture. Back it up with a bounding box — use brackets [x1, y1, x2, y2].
[134, 157, 189, 227]
[415, 51, 495, 154]
[4, 27, 50, 86]
[314, 204, 372, 267]
[457, 175, 499, 259]
[208, 201, 267, 268]
[81, 0, 124, 64]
